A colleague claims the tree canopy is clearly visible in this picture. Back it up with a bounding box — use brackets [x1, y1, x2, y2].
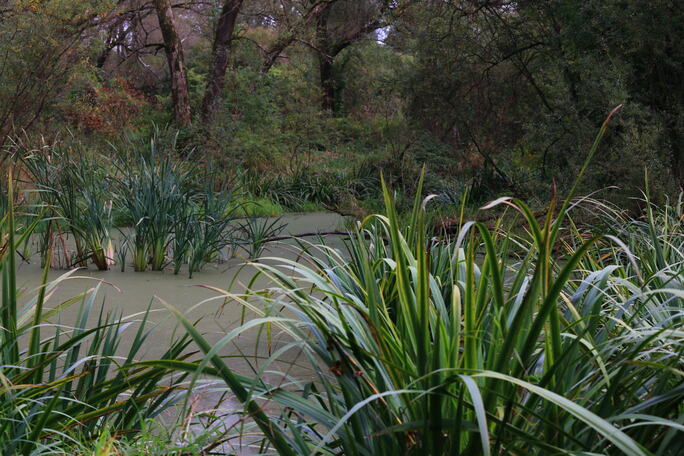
[1, 0, 682, 207]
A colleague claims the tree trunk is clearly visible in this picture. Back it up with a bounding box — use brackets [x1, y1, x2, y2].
[316, 5, 336, 113]
[319, 53, 336, 112]
[668, 113, 684, 190]
[200, 0, 243, 123]
[153, 0, 192, 126]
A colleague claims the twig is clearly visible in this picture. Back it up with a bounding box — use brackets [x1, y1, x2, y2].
[261, 230, 350, 243]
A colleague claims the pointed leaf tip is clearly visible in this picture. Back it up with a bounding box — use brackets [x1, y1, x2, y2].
[480, 196, 513, 210]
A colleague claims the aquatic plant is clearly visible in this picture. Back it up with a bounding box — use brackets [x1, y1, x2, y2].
[170, 195, 197, 275]
[114, 135, 196, 271]
[241, 168, 349, 211]
[235, 215, 287, 259]
[16, 134, 244, 275]
[114, 141, 241, 276]
[0, 174, 191, 454]
[154, 108, 681, 455]
[187, 182, 238, 278]
[181, 187, 682, 453]
[20, 147, 114, 270]
[116, 237, 131, 272]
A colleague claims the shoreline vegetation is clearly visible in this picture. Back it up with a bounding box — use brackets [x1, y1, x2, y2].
[1, 113, 682, 454]
[1, 1, 683, 453]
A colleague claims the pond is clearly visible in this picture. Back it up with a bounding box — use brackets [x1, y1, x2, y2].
[15, 211, 347, 378]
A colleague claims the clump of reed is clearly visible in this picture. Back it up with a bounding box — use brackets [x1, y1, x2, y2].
[20, 145, 114, 270]
[157, 107, 683, 455]
[114, 140, 240, 276]
[14, 133, 249, 275]
[235, 215, 286, 259]
[113, 138, 194, 272]
[179, 180, 240, 278]
[240, 167, 350, 211]
[0, 173, 190, 454]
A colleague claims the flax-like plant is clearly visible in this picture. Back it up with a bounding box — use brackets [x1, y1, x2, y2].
[20, 146, 114, 270]
[0, 173, 191, 455]
[171, 194, 197, 275]
[235, 215, 286, 259]
[114, 135, 196, 271]
[152, 107, 682, 454]
[186, 182, 238, 278]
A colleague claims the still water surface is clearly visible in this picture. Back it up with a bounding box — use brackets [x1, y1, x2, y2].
[13, 212, 348, 452]
[15, 211, 346, 373]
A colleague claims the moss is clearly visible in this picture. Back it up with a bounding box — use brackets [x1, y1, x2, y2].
[229, 196, 284, 217]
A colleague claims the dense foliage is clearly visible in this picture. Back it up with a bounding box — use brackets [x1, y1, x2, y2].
[1, 0, 681, 211]
[12, 133, 287, 275]
[2, 140, 683, 452]
[1, 1, 683, 454]
[0, 177, 191, 454]
[157, 163, 684, 455]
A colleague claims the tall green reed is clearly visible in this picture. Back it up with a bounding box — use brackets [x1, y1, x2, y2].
[235, 215, 286, 259]
[13, 134, 281, 275]
[114, 136, 196, 271]
[1, 172, 191, 454]
[19, 146, 114, 270]
[154, 107, 682, 454]
[186, 181, 239, 278]
[171, 179, 240, 277]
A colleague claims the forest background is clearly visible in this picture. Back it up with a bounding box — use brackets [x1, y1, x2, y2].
[1, 0, 682, 216]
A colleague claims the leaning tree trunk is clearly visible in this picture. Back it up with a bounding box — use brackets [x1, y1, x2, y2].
[200, 0, 243, 123]
[153, 0, 192, 126]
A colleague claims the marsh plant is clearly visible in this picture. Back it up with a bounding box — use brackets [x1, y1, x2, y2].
[171, 182, 239, 277]
[114, 142, 194, 271]
[236, 215, 287, 259]
[0, 176, 190, 455]
[170, 194, 196, 275]
[116, 236, 131, 272]
[186, 182, 239, 277]
[20, 146, 114, 270]
[115, 141, 243, 276]
[153, 108, 683, 455]
[15, 134, 258, 275]
[241, 167, 349, 211]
